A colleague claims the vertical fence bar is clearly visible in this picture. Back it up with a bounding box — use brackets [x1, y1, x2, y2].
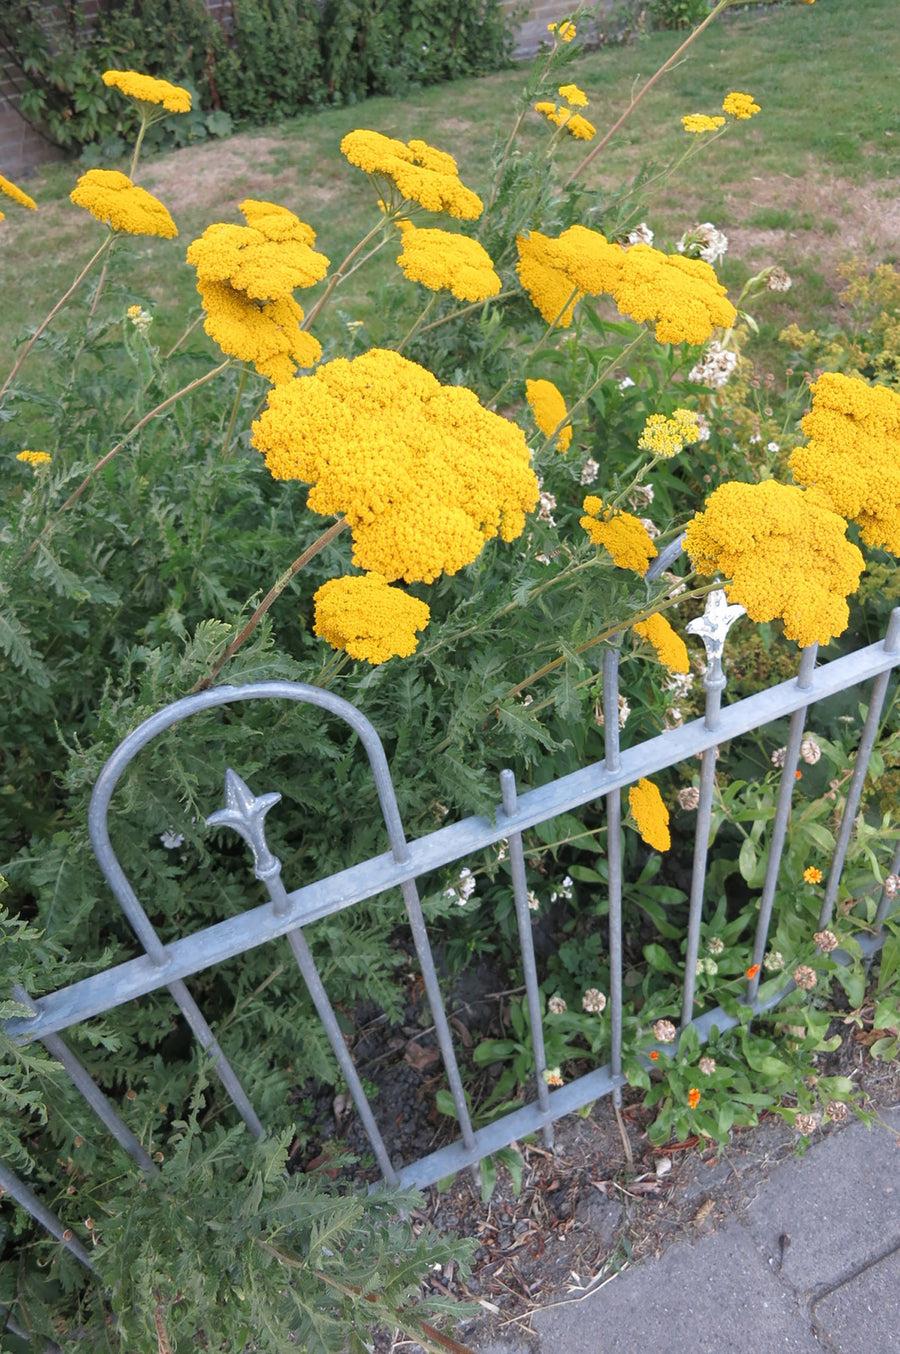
[12, 987, 159, 1178]
[682, 593, 745, 1027]
[746, 645, 818, 1002]
[207, 770, 399, 1182]
[874, 842, 900, 928]
[500, 769, 553, 1148]
[602, 645, 624, 1107]
[0, 1161, 95, 1271]
[819, 608, 900, 929]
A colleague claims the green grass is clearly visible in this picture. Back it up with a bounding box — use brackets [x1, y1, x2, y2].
[1, 0, 898, 372]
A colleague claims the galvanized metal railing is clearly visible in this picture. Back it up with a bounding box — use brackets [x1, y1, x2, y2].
[4, 595, 900, 1265]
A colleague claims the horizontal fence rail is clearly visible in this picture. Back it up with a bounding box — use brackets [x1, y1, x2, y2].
[4, 599, 900, 1253]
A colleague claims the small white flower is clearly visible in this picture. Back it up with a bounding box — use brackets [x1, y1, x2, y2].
[767, 441, 780, 453]
[527, 889, 540, 912]
[618, 376, 636, 390]
[160, 830, 184, 849]
[580, 456, 600, 485]
[689, 341, 738, 388]
[626, 222, 654, 246]
[767, 266, 792, 293]
[677, 222, 728, 266]
[537, 490, 557, 524]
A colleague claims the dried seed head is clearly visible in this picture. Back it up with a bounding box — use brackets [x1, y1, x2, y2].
[800, 736, 821, 764]
[794, 1112, 818, 1136]
[583, 988, 607, 1014]
[826, 1100, 849, 1123]
[771, 746, 787, 768]
[548, 995, 567, 1015]
[814, 929, 838, 953]
[678, 786, 701, 811]
[884, 873, 900, 899]
[764, 950, 784, 972]
[653, 1018, 677, 1043]
[707, 936, 725, 955]
[793, 964, 817, 991]
[698, 1056, 716, 1075]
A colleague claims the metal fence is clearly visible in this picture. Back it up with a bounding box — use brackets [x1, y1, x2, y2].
[4, 590, 900, 1273]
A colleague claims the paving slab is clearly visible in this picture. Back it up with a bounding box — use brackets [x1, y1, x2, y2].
[812, 1247, 900, 1354]
[531, 1219, 821, 1354]
[742, 1108, 900, 1292]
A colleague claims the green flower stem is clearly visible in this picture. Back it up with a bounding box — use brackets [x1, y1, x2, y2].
[395, 292, 438, 355]
[0, 236, 113, 400]
[301, 218, 391, 333]
[129, 109, 152, 179]
[498, 580, 717, 705]
[22, 358, 232, 562]
[163, 312, 205, 360]
[565, 0, 738, 185]
[489, 286, 580, 411]
[195, 516, 350, 692]
[414, 290, 517, 339]
[220, 367, 248, 460]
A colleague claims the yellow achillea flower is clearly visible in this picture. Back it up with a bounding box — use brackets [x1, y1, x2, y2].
[628, 778, 671, 851]
[395, 221, 501, 301]
[548, 20, 576, 40]
[516, 227, 735, 344]
[313, 573, 431, 664]
[16, 450, 51, 466]
[638, 408, 700, 458]
[681, 114, 726, 134]
[70, 169, 177, 238]
[197, 280, 321, 384]
[580, 495, 658, 576]
[525, 378, 572, 452]
[0, 173, 37, 217]
[187, 218, 328, 301]
[534, 102, 596, 141]
[791, 372, 900, 555]
[516, 230, 585, 326]
[101, 69, 191, 113]
[252, 348, 539, 584]
[722, 91, 761, 119]
[340, 130, 483, 220]
[558, 83, 588, 108]
[633, 613, 690, 674]
[683, 479, 865, 647]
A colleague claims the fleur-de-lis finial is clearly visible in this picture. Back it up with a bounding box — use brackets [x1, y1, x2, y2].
[686, 588, 745, 677]
[206, 768, 282, 881]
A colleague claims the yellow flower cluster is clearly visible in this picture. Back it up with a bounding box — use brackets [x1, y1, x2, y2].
[722, 91, 761, 119]
[252, 348, 539, 584]
[16, 450, 51, 466]
[0, 172, 37, 222]
[683, 479, 865, 647]
[548, 20, 576, 40]
[638, 408, 700, 458]
[313, 573, 431, 663]
[340, 130, 483, 219]
[525, 378, 572, 452]
[628, 778, 671, 851]
[791, 372, 900, 555]
[633, 613, 690, 674]
[681, 114, 726, 134]
[516, 226, 735, 343]
[580, 495, 658, 576]
[69, 169, 177, 238]
[534, 101, 596, 141]
[101, 69, 191, 113]
[188, 199, 328, 383]
[395, 221, 501, 301]
[187, 203, 328, 300]
[558, 83, 588, 108]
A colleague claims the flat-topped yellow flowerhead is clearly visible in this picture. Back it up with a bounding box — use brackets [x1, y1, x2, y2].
[525, 378, 572, 453]
[0, 173, 37, 221]
[722, 91, 760, 119]
[16, 450, 51, 467]
[683, 479, 865, 647]
[102, 70, 191, 113]
[340, 130, 483, 219]
[70, 169, 177, 237]
[633, 614, 689, 674]
[395, 221, 500, 302]
[517, 226, 735, 345]
[313, 574, 431, 664]
[792, 372, 900, 555]
[252, 348, 539, 584]
[681, 114, 726, 134]
[629, 779, 670, 851]
[580, 496, 658, 576]
[196, 281, 321, 384]
[534, 102, 596, 140]
[187, 214, 328, 301]
[638, 408, 700, 458]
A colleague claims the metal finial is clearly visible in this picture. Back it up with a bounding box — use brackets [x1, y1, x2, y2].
[206, 768, 283, 881]
[686, 589, 745, 675]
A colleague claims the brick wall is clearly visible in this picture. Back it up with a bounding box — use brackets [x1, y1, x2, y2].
[0, 0, 596, 181]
